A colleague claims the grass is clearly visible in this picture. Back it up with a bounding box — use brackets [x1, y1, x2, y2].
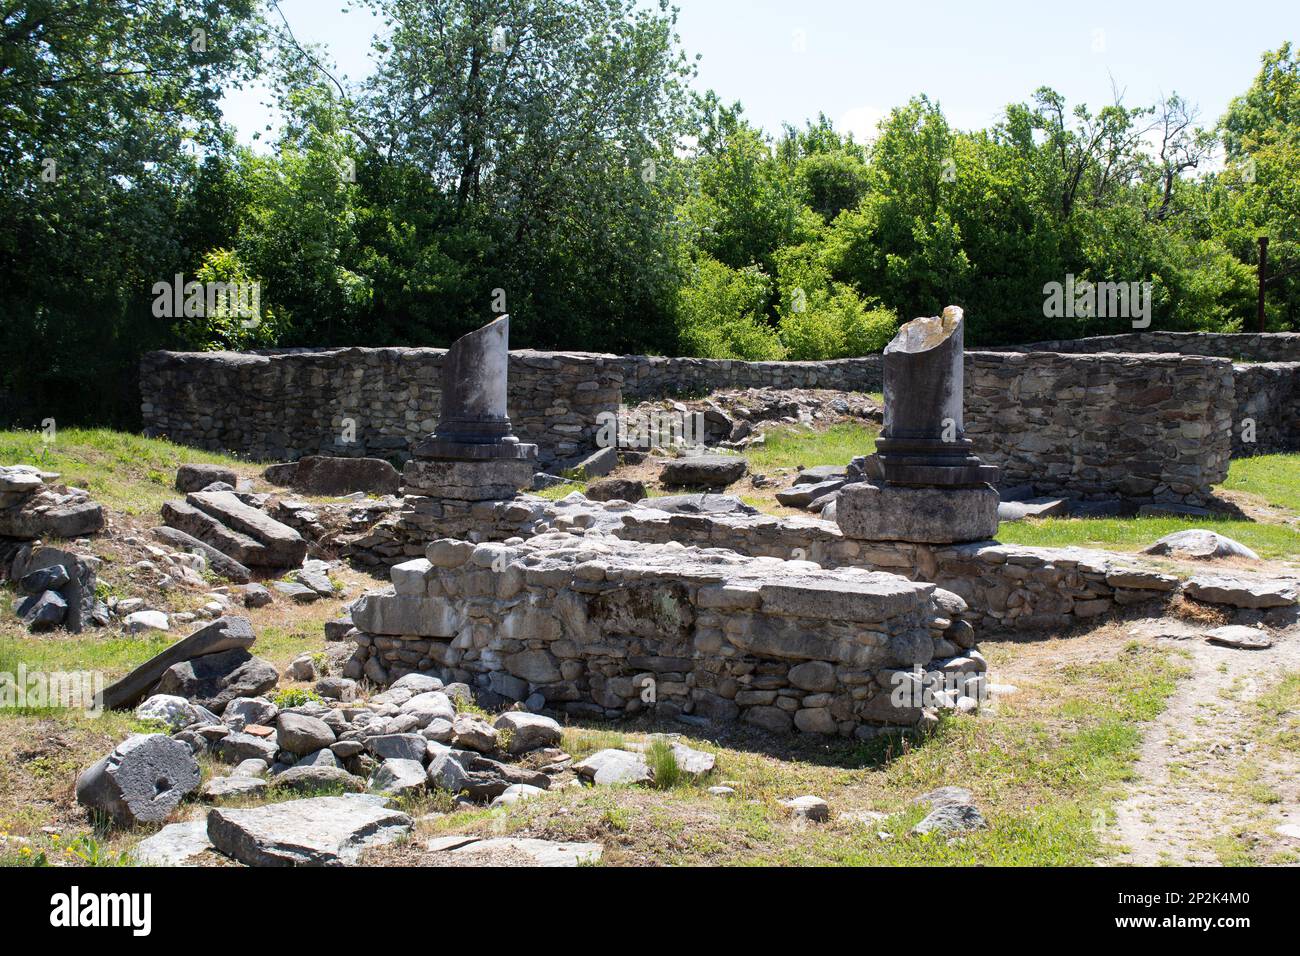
[1219, 452, 1300, 513]
[402, 634, 1187, 866]
[0, 427, 258, 516]
[745, 421, 877, 474]
[995, 514, 1300, 559]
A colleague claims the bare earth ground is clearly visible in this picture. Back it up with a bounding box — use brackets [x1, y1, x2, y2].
[1108, 623, 1300, 865]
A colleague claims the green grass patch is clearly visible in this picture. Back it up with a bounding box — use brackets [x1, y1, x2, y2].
[745, 421, 877, 474]
[0, 428, 257, 516]
[1220, 453, 1300, 513]
[995, 514, 1300, 559]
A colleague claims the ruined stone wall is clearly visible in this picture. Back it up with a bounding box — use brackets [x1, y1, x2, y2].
[1004, 331, 1300, 362]
[343, 494, 1181, 633]
[1230, 363, 1300, 456]
[613, 355, 883, 400]
[138, 348, 622, 467]
[964, 351, 1235, 502]
[346, 532, 980, 735]
[142, 344, 1251, 498]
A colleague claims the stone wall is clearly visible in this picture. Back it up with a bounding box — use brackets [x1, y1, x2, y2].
[964, 351, 1235, 503]
[346, 531, 980, 735]
[142, 345, 1245, 502]
[342, 493, 1182, 633]
[139, 348, 622, 467]
[612, 355, 882, 400]
[1005, 331, 1300, 362]
[1230, 363, 1300, 456]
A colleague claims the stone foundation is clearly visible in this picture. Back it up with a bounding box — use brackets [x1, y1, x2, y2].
[344, 533, 980, 735]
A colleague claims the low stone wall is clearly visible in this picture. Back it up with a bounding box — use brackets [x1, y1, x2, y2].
[613, 355, 882, 400]
[345, 532, 980, 735]
[1231, 363, 1300, 455]
[139, 348, 622, 467]
[143, 345, 1243, 503]
[965, 351, 1234, 502]
[343, 493, 1183, 633]
[1006, 331, 1300, 362]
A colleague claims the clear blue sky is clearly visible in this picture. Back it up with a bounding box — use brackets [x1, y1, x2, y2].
[222, 0, 1294, 148]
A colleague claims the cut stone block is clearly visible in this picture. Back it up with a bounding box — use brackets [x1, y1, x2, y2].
[186, 491, 307, 567]
[75, 733, 201, 826]
[206, 794, 411, 866]
[402, 458, 534, 500]
[350, 593, 461, 637]
[837, 481, 999, 544]
[99, 616, 257, 711]
[151, 525, 252, 583]
[161, 500, 269, 567]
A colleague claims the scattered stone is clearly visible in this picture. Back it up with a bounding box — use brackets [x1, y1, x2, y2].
[1143, 529, 1260, 561]
[186, 490, 308, 568]
[366, 733, 428, 762]
[451, 714, 498, 752]
[123, 609, 170, 634]
[277, 712, 337, 756]
[242, 583, 272, 608]
[912, 803, 987, 835]
[75, 734, 201, 827]
[316, 676, 358, 702]
[222, 696, 278, 732]
[708, 786, 736, 797]
[494, 712, 563, 755]
[135, 694, 217, 731]
[203, 775, 268, 801]
[213, 732, 279, 764]
[273, 581, 320, 604]
[586, 478, 647, 503]
[1184, 574, 1298, 609]
[659, 455, 748, 489]
[640, 493, 757, 515]
[489, 783, 547, 807]
[155, 647, 279, 714]
[131, 820, 214, 866]
[206, 794, 412, 866]
[286, 654, 318, 682]
[18, 590, 67, 631]
[175, 464, 238, 493]
[574, 749, 650, 786]
[370, 758, 429, 796]
[275, 765, 365, 794]
[101, 618, 256, 713]
[669, 742, 715, 777]
[996, 497, 1068, 521]
[1205, 625, 1274, 650]
[427, 835, 602, 867]
[285, 455, 401, 497]
[781, 795, 830, 822]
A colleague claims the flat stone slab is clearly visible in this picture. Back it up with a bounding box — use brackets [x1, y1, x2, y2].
[100, 616, 257, 711]
[426, 836, 602, 867]
[186, 491, 307, 567]
[1184, 574, 1298, 609]
[202, 775, 269, 801]
[659, 455, 748, 489]
[573, 748, 650, 786]
[792, 465, 846, 485]
[132, 820, 215, 866]
[290, 456, 401, 497]
[1205, 625, 1274, 650]
[350, 593, 460, 636]
[402, 458, 534, 500]
[1143, 529, 1260, 561]
[776, 478, 846, 508]
[162, 500, 269, 567]
[176, 464, 238, 493]
[996, 497, 1068, 522]
[150, 525, 252, 583]
[206, 795, 411, 866]
[837, 482, 999, 544]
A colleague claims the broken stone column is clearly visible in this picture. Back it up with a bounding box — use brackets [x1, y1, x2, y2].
[403, 315, 537, 500]
[837, 306, 999, 543]
[74, 733, 201, 826]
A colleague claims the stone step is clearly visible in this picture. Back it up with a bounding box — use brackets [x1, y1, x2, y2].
[186, 490, 307, 567]
[162, 500, 269, 567]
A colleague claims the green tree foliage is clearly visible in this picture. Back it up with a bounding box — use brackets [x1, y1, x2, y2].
[0, 0, 264, 426]
[1, 4, 1296, 428]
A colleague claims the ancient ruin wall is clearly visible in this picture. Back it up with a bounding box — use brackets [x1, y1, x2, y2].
[139, 347, 622, 467]
[142, 345, 1243, 500]
[1004, 331, 1300, 362]
[1229, 363, 1300, 455]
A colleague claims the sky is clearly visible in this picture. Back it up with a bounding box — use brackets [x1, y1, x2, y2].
[221, 0, 1294, 149]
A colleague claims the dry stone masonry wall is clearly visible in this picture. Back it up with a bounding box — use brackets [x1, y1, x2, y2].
[345, 531, 980, 735]
[142, 334, 1295, 502]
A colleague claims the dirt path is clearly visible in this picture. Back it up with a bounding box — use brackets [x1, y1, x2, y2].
[1109, 624, 1300, 865]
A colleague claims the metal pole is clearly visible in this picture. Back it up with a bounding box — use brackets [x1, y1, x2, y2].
[1257, 236, 1269, 333]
